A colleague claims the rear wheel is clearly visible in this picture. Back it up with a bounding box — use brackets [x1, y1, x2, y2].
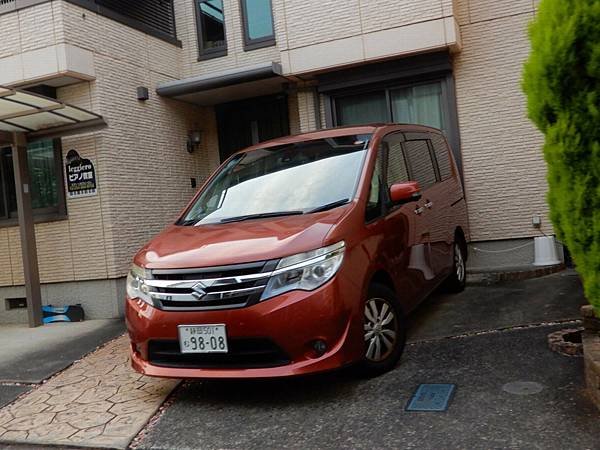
[444, 240, 467, 293]
[358, 283, 406, 377]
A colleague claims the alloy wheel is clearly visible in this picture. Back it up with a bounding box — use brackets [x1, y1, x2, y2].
[364, 298, 398, 362]
[455, 243, 465, 283]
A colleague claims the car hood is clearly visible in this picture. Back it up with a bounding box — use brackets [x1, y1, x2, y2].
[134, 208, 350, 269]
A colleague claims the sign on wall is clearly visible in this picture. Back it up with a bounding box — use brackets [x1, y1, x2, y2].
[65, 150, 97, 198]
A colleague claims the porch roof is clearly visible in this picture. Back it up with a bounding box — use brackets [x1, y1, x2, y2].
[0, 86, 106, 142]
[156, 62, 287, 106]
[0, 85, 106, 329]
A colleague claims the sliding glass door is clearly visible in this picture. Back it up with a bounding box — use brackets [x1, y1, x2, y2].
[334, 81, 446, 131]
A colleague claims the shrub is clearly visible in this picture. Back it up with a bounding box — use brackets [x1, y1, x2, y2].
[523, 0, 600, 313]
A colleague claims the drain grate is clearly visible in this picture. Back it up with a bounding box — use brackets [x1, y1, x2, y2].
[406, 384, 456, 412]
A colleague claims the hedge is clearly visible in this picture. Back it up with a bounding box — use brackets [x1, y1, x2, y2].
[523, 0, 600, 313]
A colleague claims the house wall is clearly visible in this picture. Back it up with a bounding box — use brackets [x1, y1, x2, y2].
[0, 0, 556, 322]
[0, 1, 222, 320]
[277, 0, 459, 75]
[452, 0, 550, 243]
[174, 0, 282, 78]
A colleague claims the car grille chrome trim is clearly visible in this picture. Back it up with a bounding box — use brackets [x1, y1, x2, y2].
[149, 285, 266, 303]
[144, 272, 271, 289]
[147, 260, 277, 311]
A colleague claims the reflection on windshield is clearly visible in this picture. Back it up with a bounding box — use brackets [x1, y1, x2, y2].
[180, 135, 371, 226]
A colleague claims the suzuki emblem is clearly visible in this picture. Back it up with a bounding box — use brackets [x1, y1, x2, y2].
[191, 282, 207, 300]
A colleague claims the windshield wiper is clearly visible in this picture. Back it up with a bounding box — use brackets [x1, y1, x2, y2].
[219, 210, 304, 224]
[307, 198, 350, 214]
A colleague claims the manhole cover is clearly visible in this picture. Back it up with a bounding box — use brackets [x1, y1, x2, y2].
[406, 384, 456, 412]
[502, 381, 544, 396]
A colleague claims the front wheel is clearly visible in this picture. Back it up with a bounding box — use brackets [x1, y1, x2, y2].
[357, 283, 406, 377]
[444, 241, 467, 293]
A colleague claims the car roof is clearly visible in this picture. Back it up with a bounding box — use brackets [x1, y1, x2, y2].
[238, 123, 443, 154]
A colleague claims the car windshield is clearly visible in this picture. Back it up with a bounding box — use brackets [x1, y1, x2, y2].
[179, 134, 371, 226]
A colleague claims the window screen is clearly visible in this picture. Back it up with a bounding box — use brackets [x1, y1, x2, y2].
[430, 133, 452, 181]
[403, 140, 437, 190]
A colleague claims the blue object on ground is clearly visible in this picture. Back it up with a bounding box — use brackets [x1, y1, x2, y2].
[42, 305, 85, 323]
[406, 384, 456, 412]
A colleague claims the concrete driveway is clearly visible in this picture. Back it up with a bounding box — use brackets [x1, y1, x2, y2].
[135, 270, 599, 450]
[1, 271, 596, 450]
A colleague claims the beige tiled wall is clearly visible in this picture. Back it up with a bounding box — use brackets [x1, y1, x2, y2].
[453, 0, 549, 241]
[0, 0, 551, 291]
[0, 1, 221, 287]
[174, 0, 281, 78]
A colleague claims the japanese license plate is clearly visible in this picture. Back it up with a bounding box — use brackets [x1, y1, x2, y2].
[178, 324, 228, 354]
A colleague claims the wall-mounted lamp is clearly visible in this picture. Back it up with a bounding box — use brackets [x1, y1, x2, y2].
[187, 130, 202, 153]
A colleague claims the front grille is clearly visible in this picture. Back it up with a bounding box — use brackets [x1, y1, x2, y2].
[147, 260, 279, 311]
[148, 339, 291, 369]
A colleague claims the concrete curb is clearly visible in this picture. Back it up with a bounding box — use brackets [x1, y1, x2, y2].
[467, 264, 565, 285]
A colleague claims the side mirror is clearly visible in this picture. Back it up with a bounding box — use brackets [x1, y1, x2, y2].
[389, 181, 422, 204]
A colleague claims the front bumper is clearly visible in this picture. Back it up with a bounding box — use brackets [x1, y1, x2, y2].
[126, 277, 364, 378]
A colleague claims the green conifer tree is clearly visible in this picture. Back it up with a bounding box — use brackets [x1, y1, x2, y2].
[523, 0, 600, 312]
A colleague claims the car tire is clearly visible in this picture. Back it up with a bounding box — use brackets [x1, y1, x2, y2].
[444, 239, 467, 293]
[357, 283, 407, 378]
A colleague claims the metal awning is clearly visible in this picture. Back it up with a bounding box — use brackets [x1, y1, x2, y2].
[156, 62, 287, 106]
[0, 86, 106, 328]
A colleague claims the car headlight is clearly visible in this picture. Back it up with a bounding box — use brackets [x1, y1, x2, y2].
[126, 264, 153, 305]
[260, 241, 345, 301]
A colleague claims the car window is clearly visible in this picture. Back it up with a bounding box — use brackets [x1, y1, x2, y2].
[430, 133, 452, 181]
[365, 147, 384, 222]
[403, 139, 437, 190]
[181, 135, 371, 225]
[385, 134, 410, 189]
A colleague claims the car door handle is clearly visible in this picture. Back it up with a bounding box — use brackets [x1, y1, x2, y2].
[414, 206, 425, 215]
[424, 201, 433, 209]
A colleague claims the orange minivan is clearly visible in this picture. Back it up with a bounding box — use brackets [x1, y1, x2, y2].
[126, 124, 469, 379]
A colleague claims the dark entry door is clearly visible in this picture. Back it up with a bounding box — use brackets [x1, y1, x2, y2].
[216, 94, 289, 161]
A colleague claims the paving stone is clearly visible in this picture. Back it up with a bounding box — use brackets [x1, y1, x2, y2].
[109, 389, 152, 404]
[55, 406, 113, 426]
[69, 424, 106, 442]
[29, 422, 78, 440]
[67, 411, 115, 430]
[104, 414, 146, 437]
[6, 412, 55, 431]
[51, 375, 87, 387]
[0, 410, 13, 427]
[2, 430, 28, 440]
[16, 393, 49, 406]
[109, 399, 154, 416]
[0, 335, 179, 449]
[76, 386, 119, 404]
[45, 390, 82, 406]
[10, 402, 49, 418]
